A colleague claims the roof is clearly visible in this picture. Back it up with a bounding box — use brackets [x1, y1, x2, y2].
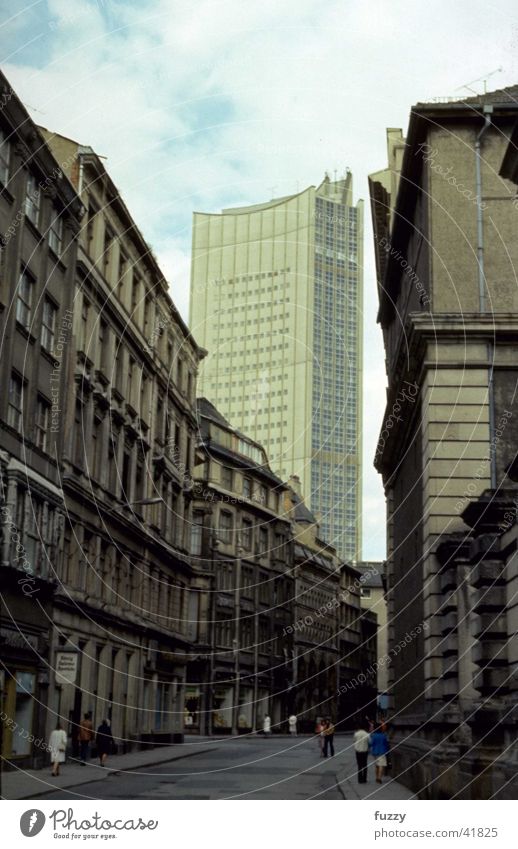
[417, 85, 518, 108]
[196, 397, 285, 488]
[196, 397, 232, 429]
[357, 561, 384, 588]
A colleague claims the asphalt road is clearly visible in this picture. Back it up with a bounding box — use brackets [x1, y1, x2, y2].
[36, 736, 347, 800]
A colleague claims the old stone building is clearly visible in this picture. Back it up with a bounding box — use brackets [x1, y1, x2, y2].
[282, 480, 374, 731]
[186, 398, 293, 734]
[36, 129, 205, 751]
[0, 72, 83, 767]
[357, 561, 388, 696]
[368, 86, 518, 798]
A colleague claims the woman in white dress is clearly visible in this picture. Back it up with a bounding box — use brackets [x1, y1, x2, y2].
[49, 723, 67, 776]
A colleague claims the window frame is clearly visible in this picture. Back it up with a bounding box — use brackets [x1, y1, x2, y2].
[35, 395, 50, 451]
[16, 268, 33, 330]
[25, 173, 40, 226]
[40, 297, 57, 351]
[7, 372, 24, 430]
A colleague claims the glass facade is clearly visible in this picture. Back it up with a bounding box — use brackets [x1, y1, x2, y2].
[311, 195, 360, 560]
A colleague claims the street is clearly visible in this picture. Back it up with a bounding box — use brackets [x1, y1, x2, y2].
[32, 735, 414, 801]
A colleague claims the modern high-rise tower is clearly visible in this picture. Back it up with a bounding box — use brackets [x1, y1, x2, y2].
[190, 174, 363, 560]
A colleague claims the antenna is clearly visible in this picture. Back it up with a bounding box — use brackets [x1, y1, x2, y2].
[456, 67, 503, 96]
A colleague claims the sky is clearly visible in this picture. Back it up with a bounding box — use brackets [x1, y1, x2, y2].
[2, 0, 518, 560]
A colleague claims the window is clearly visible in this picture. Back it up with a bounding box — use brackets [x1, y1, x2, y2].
[241, 566, 254, 598]
[221, 466, 233, 490]
[0, 129, 10, 185]
[49, 207, 63, 255]
[35, 396, 50, 451]
[219, 511, 233, 544]
[134, 448, 145, 503]
[41, 298, 56, 351]
[360, 588, 371, 598]
[86, 204, 96, 247]
[98, 320, 107, 370]
[7, 373, 23, 429]
[74, 400, 84, 467]
[92, 413, 103, 480]
[242, 477, 252, 499]
[259, 527, 268, 555]
[16, 269, 33, 329]
[217, 561, 234, 591]
[81, 297, 89, 350]
[121, 444, 131, 502]
[255, 484, 267, 506]
[117, 251, 127, 296]
[25, 173, 40, 225]
[127, 357, 135, 402]
[103, 226, 113, 270]
[191, 511, 204, 556]
[114, 346, 123, 390]
[241, 518, 253, 550]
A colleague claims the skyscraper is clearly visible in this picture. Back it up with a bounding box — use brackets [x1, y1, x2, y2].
[190, 173, 363, 560]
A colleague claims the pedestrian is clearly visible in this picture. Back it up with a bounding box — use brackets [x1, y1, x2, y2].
[49, 722, 67, 776]
[262, 715, 271, 737]
[96, 718, 114, 767]
[322, 717, 335, 758]
[370, 724, 390, 783]
[353, 720, 370, 783]
[78, 712, 94, 765]
[315, 717, 325, 756]
[288, 713, 298, 736]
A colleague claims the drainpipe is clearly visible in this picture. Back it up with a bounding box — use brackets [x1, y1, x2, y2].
[475, 104, 497, 488]
[475, 104, 493, 312]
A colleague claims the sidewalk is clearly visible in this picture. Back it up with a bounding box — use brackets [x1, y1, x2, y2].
[1, 736, 222, 800]
[333, 737, 415, 800]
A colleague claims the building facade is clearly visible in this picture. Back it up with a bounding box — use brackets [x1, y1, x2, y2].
[0, 73, 83, 768]
[368, 86, 518, 798]
[190, 174, 363, 560]
[35, 129, 205, 752]
[186, 399, 294, 734]
[357, 561, 388, 696]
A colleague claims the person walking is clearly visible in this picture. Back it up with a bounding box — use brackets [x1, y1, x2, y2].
[370, 724, 390, 783]
[322, 717, 335, 758]
[353, 720, 370, 783]
[96, 719, 114, 767]
[78, 712, 94, 765]
[288, 714, 298, 736]
[262, 715, 271, 737]
[49, 723, 67, 776]
[315, 718, 325, 756]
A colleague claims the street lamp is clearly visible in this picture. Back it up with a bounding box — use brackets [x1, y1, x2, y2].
[232, 545, 244, 736]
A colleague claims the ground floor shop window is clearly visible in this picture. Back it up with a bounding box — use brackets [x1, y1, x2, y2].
[2, 670, 36, 758]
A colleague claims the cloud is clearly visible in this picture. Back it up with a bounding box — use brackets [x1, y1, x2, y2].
[4, 0, 518, 559]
